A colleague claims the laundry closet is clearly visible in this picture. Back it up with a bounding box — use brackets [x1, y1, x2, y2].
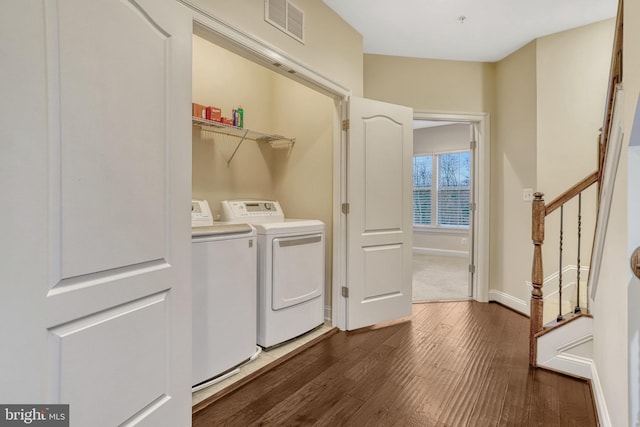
[192, 33, 333, 238]
[190, 33, 335, 389]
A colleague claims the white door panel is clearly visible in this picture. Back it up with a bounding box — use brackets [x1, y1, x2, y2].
[51, 292, 169, 426]
[346, 97, 413, 330]
[0, 1, 192, 425]
[363, 245, 403, 298]
[59, 0, 169, 278]
[363, 117, 404, 231]
[360, 230, 404, 246]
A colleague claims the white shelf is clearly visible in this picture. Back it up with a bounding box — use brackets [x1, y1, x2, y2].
[192, 117, 295, 165]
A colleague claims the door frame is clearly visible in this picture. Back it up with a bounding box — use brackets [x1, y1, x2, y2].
[177, 1, 351, 330]
[334, 110, 490, 330]
[412, 111, 491, 305]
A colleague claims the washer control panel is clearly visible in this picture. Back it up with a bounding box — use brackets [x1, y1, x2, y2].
[192, 199, 214, 227]
[221, 200, 285, 223]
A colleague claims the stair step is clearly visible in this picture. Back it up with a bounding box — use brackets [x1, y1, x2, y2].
[536, 311, 592, 338]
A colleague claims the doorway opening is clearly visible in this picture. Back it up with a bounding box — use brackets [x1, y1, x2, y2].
[412, 120, 474, 302]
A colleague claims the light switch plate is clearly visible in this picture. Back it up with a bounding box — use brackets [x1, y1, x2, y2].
[523, 188, 534, 202]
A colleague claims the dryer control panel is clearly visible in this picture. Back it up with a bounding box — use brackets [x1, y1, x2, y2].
[221, 200, 285, 223]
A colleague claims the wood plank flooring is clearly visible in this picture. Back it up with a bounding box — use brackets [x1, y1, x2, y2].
[193, 301, 598, 427]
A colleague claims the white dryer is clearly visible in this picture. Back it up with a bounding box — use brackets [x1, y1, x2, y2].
[221, 200, 325, 348]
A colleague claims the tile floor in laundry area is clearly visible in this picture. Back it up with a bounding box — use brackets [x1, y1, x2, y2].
[192, 323, 334, 406]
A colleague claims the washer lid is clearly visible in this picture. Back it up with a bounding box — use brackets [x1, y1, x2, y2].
[253, 219, 324, 235]
[191, 223, 254, 238]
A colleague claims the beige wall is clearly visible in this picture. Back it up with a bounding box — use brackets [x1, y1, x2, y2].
[413, 124, 471, 253]
[364, 55, 495, 114]
[187, 0, 364, 96]
[536, 19, 614, 196]
[492, 41, 538, 304]
[535, 21, 614, 314]
[491, 21, 614, 306]
[192, 35, 335, 307]
[192, 35, 277, 206]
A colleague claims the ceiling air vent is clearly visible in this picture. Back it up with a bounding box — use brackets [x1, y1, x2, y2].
[265, 0, 305, 44]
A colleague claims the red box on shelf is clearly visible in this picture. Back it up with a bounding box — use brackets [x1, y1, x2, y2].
[192, 103, 206, 119]
[221, 117, 234, 125]
[209, 106, 221, 121]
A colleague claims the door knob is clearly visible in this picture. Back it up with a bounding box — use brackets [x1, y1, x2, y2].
[632, 247, 640, 279]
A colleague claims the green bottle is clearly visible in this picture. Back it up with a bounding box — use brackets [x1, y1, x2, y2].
[237, 106, 244, 128]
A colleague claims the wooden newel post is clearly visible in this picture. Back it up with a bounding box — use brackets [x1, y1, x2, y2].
[530, 192, 545, 367]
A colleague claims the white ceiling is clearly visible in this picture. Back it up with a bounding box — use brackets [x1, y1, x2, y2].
[322, 0, 618, 62]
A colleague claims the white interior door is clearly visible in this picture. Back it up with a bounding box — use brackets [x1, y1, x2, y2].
[0, 1, 192, 426]
[346, 97, 413, 330]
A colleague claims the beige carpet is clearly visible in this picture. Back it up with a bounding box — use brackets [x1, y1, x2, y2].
[412, 253, 470, 302]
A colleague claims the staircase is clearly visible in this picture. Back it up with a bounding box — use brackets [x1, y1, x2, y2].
[529, 175, 598, 371]
[529, 0, 624, 372]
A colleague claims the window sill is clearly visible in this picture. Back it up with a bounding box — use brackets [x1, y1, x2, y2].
[413, 226, 469, 235]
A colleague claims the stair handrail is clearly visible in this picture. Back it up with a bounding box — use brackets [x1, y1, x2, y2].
[598, 0, 624, 186]
[529, 0, 623, 367]
[545, 172, 599, 216]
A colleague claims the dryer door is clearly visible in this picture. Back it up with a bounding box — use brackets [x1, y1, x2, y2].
[272, 234, 324, 310]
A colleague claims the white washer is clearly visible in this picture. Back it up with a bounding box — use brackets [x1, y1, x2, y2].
[191, 200, 257, 388]
[221, 200, 325, 348]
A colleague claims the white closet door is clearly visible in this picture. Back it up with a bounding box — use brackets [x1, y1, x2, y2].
[0, 1, 192, 426]
[346, 97, 413, 330]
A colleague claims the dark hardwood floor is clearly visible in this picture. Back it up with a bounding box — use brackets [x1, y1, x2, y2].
[193, 301, 598, 426]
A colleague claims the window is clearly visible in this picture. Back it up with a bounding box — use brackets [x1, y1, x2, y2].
[413, 155, 432, 225]
[413, 151, 470, 228]
[437, 152, 471, 227]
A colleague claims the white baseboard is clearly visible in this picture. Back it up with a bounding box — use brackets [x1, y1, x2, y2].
[590, 360, 612, 427]
[540, 353, 594, 380]
[413, 247, 469, 258]
[488, 290, 528, 315]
